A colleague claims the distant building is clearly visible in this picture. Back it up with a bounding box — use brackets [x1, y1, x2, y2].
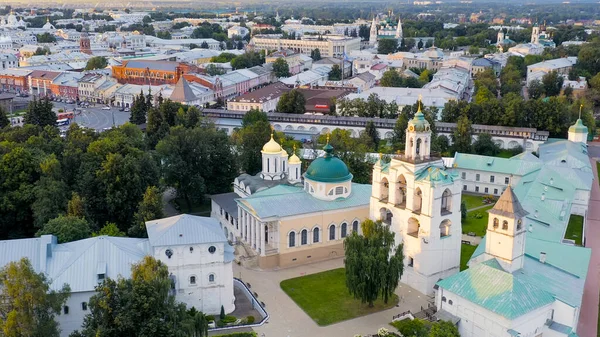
[0, 92, 15, 113]
[227, 82, 290, 112]
[526, 57, 576, 85]
[111, 60, 198, 85]
[249, 34, 360, 58]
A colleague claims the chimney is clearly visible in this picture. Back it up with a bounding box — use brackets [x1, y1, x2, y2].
[539, 252, 546, 263]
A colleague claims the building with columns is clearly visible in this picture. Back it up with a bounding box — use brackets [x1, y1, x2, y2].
[370, 101, 463, 295]
[210, 134, 371, 269]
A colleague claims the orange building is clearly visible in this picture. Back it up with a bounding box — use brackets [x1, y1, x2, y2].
[111, 60, 198, 85]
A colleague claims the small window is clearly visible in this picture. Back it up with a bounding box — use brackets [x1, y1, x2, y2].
[502, 221, 509, 230]
[442, 296, 447, 303]
[476, 174, 480, 181]
[341, 223, 347, 238]
[81, 302, 87, 311]
[461, 172, 466, 179]
[328, 189, 334, 196]
[208, 274, 215, 283]
[408, 257, 414, 267]
[190, 276, 196, 285]
[517, 219, 522, 231]
[64, 306, 69, 314]
[484, 187, 489, 193]
[335, 186, 344, 195]
[352, 220, 359, 233]
[301, 229, 308, 245]
[493, 218, 499, 229]
[449, 300, 453, 305]
[505, 177, 510, 184]
[189, 247, 194, 253]
[313, 227, 320, 243]
[475, 186, 479, 192]
[463, 185, 467, 191]
[490, 175, 495, 183]
[165, 249, 173, 259]
[98, 273, 105, 281]
[329, 225, 336, 240]
[289, 232, 296, 247]
[208, 246, 216, 254]
[494, 188, 498, 195]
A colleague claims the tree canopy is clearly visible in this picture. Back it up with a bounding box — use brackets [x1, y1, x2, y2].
[276, 89, 306, 114]
[344, 219, 404, 307]
[84, 56, 108, 70]
[272, 58, 291, 78]
[37, 215, 91, 243]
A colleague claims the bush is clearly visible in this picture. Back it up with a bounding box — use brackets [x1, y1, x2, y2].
[220, 305, 225, 319]
[216, 320, 224, 328]
[246, 315, 255, 324]
[221, 315, 237, 324]
[206, 315, 215, 322]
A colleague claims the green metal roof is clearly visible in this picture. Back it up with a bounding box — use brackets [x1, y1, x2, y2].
[408, 111, 430, 132]
[414, 165, 456, 186]
[568, 119, 588, 134]
[453, 153, 542, 175]
[437, 259, 556, 320]
[525, 237, 591, 279]
[236, 183, 371, 220]
[304, 144, 353, 183]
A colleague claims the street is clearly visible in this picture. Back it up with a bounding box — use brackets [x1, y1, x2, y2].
[73, 106, 131, 131]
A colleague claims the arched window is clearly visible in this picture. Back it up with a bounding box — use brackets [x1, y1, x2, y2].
[301, 229, 308, 245]
[517, 219, 522, 231]
[352, 220, 359, 233]
[502, 221, 509, 230]
[266, 158, 270, 172]
[81, 302, 87, 311]
[341, 223, 347, 238]
[441, 296, 446, 303]
[414, 188, 422, 213]
[441, 189, 452, 215]
[208, 274, 215, 283]
[380, 177, 389, 201]
[440, 220, 451, 238]
[493, 218, 499, 229]
[329, 224, 336, 240]
[313, 227, 320, 243]
[63, 306, 69, 314]
[190, 275, 196, 285]
[396, 174, 407, 206]
[289, 232, 296, 247]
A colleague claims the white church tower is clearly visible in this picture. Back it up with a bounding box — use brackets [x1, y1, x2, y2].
[568, 105, 589, 143]
[369, 17, 378, 47]
[288, 145, 302, 183]
[483, 186, 528, 273]
[370, 97, 462, 295]
[395, 16, 403, 40]
[531, 24, 540, 44]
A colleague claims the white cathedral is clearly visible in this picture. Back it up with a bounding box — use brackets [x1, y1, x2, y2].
[369, 14, 403, 48]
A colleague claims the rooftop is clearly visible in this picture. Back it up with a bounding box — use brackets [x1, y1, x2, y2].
[146, 214, 228, 247]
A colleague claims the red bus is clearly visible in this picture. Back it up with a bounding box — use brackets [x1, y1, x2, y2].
[57, 112, 74, 120]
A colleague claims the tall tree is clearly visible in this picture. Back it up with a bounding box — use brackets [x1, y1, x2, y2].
[344, 219, 404, 307]
[527, 79, 545, 100]
[472, 133, 500, 156]
[24, 98, 56, 127]
[37, 215, 91, 243]
[380, 69, 403, 87]
[541, 71, 564, 97]
[32, 154, 68, 229]
[84, 56, 108, 70]
[0, 106, 9, 128]
[131, 186, 164, 237]
[272, 57, 290, 78]
[233, 109, 272, 175]
[365, 121, 380, 151]
[0, 258, 70, 337]
[129, 91, 148, 125]
[276, 89, 306, 114]
[310, 48, 321, 61]
[377, 39, 398, 54]
[157, 125, 237, 210]
[451, 114, 473, 154]
[328, 64, 342, 81]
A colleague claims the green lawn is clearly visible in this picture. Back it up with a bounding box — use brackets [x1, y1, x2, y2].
[280, 268, 398, 326]
[496, 150, 515, 158]
[565, 214, 584, 246]
[460, 244, 478, 271]
[461, 194, 486, 210]
[462, 205, 493, 236]
[170, 198, 211, 215]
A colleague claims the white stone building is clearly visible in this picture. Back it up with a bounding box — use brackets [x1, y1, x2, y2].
[0, 214, 235, 337]
[370, 103, 463, 295]
[227, 26, 250, 39]
[249, 34, 361, 58]
[0, 53, 17, 70]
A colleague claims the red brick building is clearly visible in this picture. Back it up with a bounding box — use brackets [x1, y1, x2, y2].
[50, 73, 81, 100]
[111, 60, 198, 85]
[29, 70, 61, 97]
[0, 69, 31, 94]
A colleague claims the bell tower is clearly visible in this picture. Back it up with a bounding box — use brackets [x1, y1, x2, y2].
[531, 24, 540, 44]
[404, 96, 431, 161]
[369, 16, 378, 46]
[484, 186, 528, 273]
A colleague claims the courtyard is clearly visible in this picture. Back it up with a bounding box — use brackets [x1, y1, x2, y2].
[280, 268, 398, 326]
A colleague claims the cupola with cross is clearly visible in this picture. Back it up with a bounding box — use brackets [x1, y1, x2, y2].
[404, 95, 432, 161]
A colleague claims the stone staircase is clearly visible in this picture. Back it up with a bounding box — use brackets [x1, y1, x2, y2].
[234, 241, 259, 269]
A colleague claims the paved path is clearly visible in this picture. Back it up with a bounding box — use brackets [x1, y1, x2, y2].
[577, 156, 600, 337]
[467, 204, 493, 212]
[461, 234, 482, 245]
[162, 188, 180, 217]
[236, 258, 431, 337]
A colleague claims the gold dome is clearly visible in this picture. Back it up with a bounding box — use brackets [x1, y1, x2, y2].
[262, 134, 282, 153]
[289, 144, 301, 164]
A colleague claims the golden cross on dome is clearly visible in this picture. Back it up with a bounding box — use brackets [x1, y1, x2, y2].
[293, 144, 296, 152]
[270, 124, 274, 137]
[417, 94, 422, 113]
[579, 103, 583, 119]
[326, 133, 330, 144]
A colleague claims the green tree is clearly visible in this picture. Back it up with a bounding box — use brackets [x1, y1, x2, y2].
[93, 222, 125, 237]
[67, 192, 85, 218]
[157, 125, 237, 210]
[461, 201, 467, 220]
[24, 97, 56, 127]
[37, 215, 91, 243]
[452, 114, 473, 154]
[205, 63, 226, 76]
[344, 219, 404, 307]
[380, 69, 403, 87]
[72, 256, 202, 337]
[32, 154, 68, 228]
[277, 89, 306, 114]
[129, 91, 148, 125]
[541, 71, 564, 97]
[233, 109, 272, 175]
[468, 45, 480, 55]
[36, 32, 56, 43]
[472, 133, 500, 156]
[577, 38, 600, 76]
[429, 321, 460, 337]
[310, 48, 321, 61]
[0, 258, 70, 337]
[328, 64, 342, 81]
[0, 106, 9, 128]
[272, 57, 290, 78]
[528, 79, 545, 100]
[315, 129, 374, 183]
[365, 121, 380, 151]
[377, 39, 398, 54]
[84, 56, 108, 70]
[131, 186, 164, 237]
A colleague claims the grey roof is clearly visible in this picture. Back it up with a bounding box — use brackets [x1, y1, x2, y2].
[235, 173, 289, 193]
[210, 192, 239, 218]
[472, 58, 497, 67]
[125, 60, 179, 72]
[146, 214, 228, 247]
[488, 186, 529, 218]
[170, 76, 196, 103]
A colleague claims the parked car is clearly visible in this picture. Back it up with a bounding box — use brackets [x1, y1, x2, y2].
[124, 107, 130, 112]
[101, 106, 111, 110]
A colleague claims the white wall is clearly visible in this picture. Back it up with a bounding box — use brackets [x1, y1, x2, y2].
[56, 291, 94, 337]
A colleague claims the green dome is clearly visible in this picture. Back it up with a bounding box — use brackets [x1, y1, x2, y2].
[569, 119, 588, 134]
[304, 144, 353, 183]
[408, 111, 430, 132]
